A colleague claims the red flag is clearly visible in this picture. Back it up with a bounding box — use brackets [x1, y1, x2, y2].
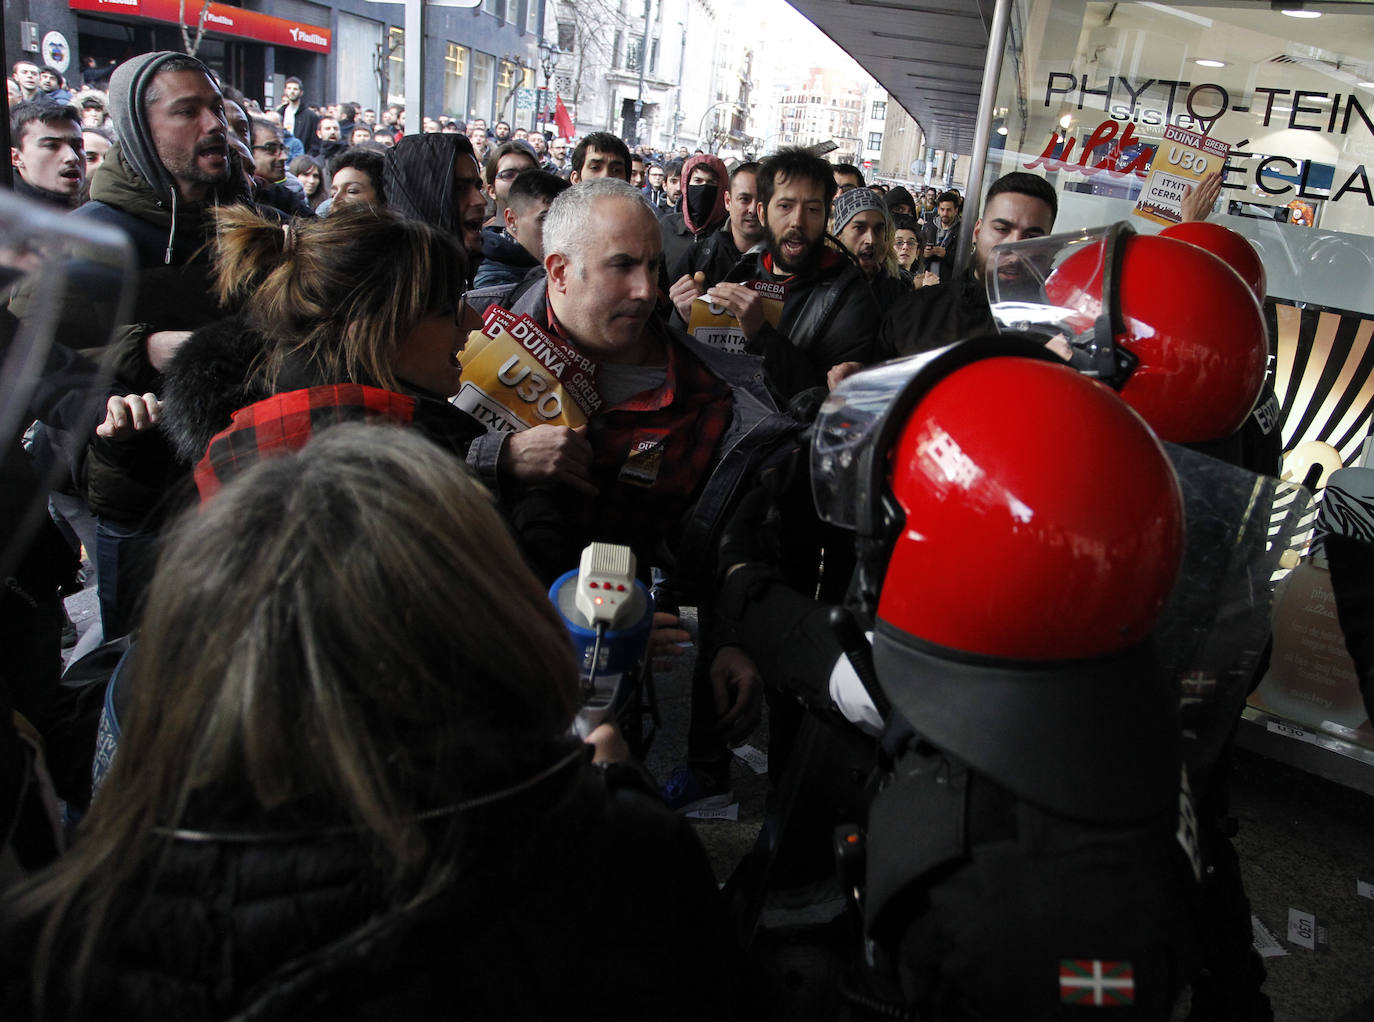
[554, 95, 575, 140]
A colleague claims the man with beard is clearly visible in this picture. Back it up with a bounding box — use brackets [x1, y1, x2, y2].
[659, 153, 729, 282]
[924, 189, 961, 279]
[873, 172, 1056, 362]
[248, 117, 311, 218]
[832, 186, 911, 306]
[64, 52, 253, 639]
[276, 76, 318, 151]
[692, 147, 879, 401]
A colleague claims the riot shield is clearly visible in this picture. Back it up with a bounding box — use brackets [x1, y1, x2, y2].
[0, 190, 136, 583]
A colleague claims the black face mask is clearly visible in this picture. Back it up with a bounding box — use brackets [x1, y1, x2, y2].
[686, 183, 719, 226]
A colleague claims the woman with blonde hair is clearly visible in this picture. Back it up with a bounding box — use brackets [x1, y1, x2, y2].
[159, 202, 484, 490]
[3, 425, 736, 1019]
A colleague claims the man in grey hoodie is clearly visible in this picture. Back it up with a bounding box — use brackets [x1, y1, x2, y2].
[66, 52, 250, 640]
[75, 51, 241, 273]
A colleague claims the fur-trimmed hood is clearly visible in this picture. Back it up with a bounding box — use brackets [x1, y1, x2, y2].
[159, 316, 272, 465]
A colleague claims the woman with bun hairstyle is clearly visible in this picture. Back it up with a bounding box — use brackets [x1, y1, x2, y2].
[158, 202, 484, 495]
[3, 425, 736, 1019]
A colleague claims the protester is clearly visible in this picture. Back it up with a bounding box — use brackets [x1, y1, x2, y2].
[473, 168, 569, 287]
[671, 147, 879, 402]
[569, 131, 630, 182]
[660, 153, 729, 281]
[385, 132, 487, 272]
[288, 154, 327, 211]
[327, 146, 385, 211]
[8, 102, 85, 209]
[2, 423, 737, 1020]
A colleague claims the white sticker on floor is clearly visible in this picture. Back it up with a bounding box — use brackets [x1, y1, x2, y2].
[732, 744, 769, 774]
[1287, 908, 1317, 951]
[1266, 719, 1320, 746]
[1252, 916, 1288, 959]
[685, 802, 740, 821]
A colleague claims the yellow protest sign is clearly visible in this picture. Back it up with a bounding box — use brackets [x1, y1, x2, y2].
[687, 279, 787, 355]
[1133, 125, 1230, 227]
[455, 306, 602, 432]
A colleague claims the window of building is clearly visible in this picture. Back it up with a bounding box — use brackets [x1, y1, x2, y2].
[482, 0, 507, 22]
[495, 58, 517, 121]
[444, 43, 468, 118]
[335, 12, 383, 112]
[525, 0, 538, 34]
[386, 26, 404, 106]
[613, 31, 624, 67]
[471, 51, 494, 120]
[650, 38, 659, 73]
[557, 21, 575, 51]
[868, 131, 883, 151]
[626, 37, 642, 72]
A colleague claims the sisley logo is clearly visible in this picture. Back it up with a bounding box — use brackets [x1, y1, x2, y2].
[289, 26, 328, 45]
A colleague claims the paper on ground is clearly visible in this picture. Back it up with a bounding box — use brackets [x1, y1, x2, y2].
[684, 802, 740, 821]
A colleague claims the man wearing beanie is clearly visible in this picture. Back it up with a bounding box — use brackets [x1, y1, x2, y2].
[885, 185, 916, 218]
[832, 186, 911, 306]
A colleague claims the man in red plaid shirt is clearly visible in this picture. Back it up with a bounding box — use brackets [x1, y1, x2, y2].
[466, 177, 799, 808]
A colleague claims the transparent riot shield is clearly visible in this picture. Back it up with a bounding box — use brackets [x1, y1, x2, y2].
[0, 190, 136, 583]
[1157, 441, 1316, 790]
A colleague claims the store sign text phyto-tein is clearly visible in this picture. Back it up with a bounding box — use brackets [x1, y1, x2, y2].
[1024, 73, 1374, 207]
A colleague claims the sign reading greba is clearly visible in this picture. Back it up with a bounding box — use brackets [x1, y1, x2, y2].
[1025, 72, 1374, 207]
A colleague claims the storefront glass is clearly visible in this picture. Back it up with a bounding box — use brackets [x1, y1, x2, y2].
[986, 2, 1374, 314]
[987, 0, 1374, 750]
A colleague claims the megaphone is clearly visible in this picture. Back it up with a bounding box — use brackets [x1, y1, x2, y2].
[549, 542, 654, 738]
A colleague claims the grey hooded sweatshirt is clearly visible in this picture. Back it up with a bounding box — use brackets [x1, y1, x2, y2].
[74, 51, 247, 267]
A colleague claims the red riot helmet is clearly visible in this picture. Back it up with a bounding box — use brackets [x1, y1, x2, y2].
[811, 337, 1185, 820]
[987, 222, 1268, 444]
[1160, 220, 1266, 304]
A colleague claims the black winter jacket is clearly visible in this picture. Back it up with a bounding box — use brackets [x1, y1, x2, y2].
[725, 248, 880, 402]
[4, 753, 741, 1021]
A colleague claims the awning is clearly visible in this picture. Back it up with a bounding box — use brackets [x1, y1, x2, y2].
[785, 0, 995, 153]
[69, 0, 331, 53]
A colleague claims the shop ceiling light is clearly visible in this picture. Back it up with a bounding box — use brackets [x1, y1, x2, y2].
[1196, 59, 1227, 68]
[1280, 9, 1322, 17]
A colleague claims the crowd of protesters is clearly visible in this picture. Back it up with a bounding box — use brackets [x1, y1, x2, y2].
[0, 44, 1334, 1022]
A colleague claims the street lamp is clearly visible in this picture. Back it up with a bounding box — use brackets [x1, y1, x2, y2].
[537, 41, 560, 135]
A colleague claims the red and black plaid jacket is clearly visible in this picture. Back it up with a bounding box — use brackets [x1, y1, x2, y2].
[195, 384, 481, 500]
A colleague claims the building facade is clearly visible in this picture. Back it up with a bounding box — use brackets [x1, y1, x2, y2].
[6, 0, 542, 122]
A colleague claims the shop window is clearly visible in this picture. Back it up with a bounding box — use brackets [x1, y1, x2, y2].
[444, 43, 468, 119]
[471, 51, 494, 121]
[387, 27, 404, 106]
